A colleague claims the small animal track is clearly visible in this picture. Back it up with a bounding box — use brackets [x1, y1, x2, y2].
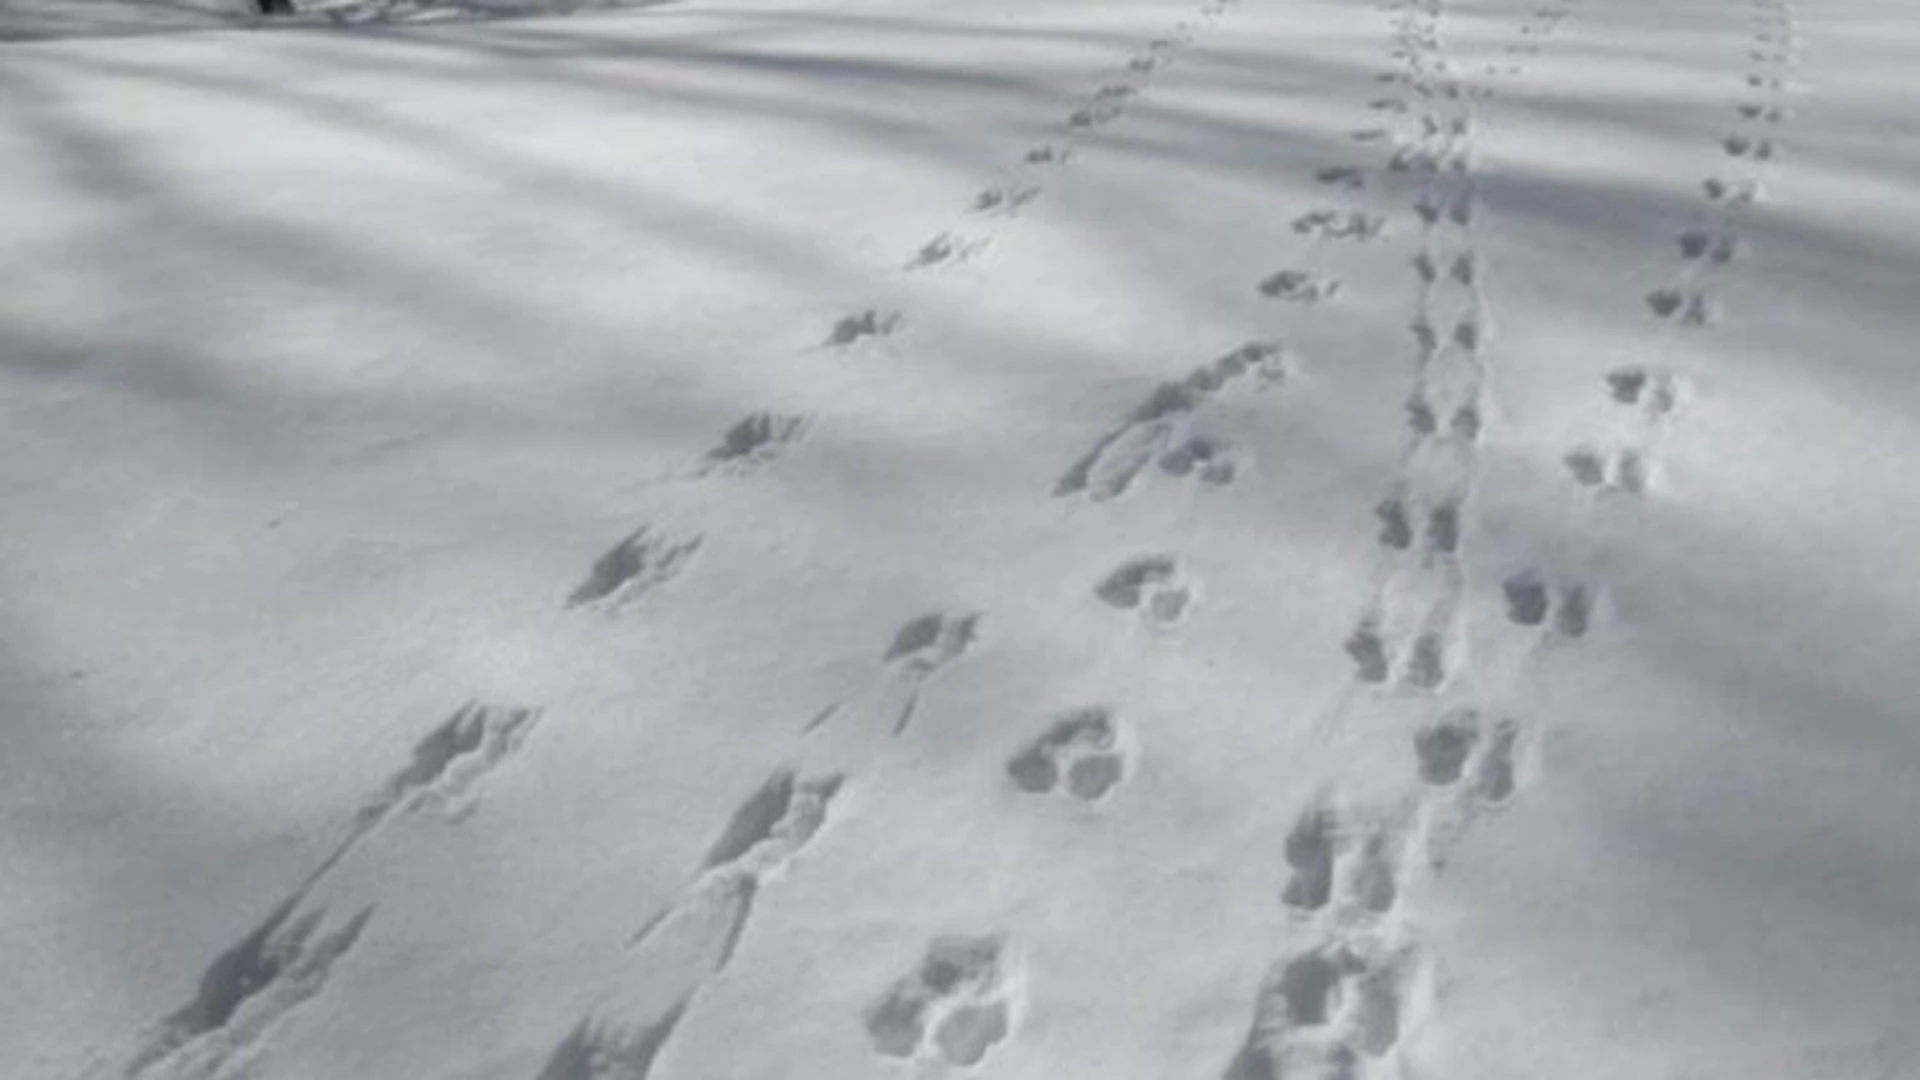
[1500, 572, 1591, 638]
[1605, 364, 1680, 414]
[1068, 100, 1125, 129]
[358, 703, 543, 826]
[886, 611, 981, 678]
[1413, 708, 1523, 806]
[1292, 210, 1386, 241]
[825, 309, 903, 347]
[883, 611, 983, 734]
[865, 936, 1018, 1067]
[906, 231, 988, 270]
[1315, 165, 1367, 190]
[1678, 229, 1742, 264]
[1259, 270, 1343, 303]
[972, 183, 1042, 216]
[536, 998, 690, 1080]
[1646, 287, 1718, 326]
[1006, 707, 1129, 802]
[702, 412, 810, 474]
[1094, 555, 1195, 626]
[1702, 176, 1764, 206]
[638, 768, 843, 963]
[118, 901, 376, 1080]
[1054, 341, 1285, 501]
[699, 767, 846, 876]
[568, 527, 703, 611]
[1222, 938, 1429, 1079]
[1565, 444, 1649, 494]
[1279, 799, 1410, 918]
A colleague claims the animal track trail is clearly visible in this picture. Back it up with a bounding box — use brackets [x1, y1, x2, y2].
[1054, 341, 1286, 503]
[865, 936, 1019, 1068]
[568, 527, 703, 612]
[1005, 707, 1131, 803]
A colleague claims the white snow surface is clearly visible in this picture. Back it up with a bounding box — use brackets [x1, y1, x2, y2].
[3, 0, 1919, 1077]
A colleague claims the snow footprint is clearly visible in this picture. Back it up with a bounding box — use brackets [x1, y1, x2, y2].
[568, 528, 703, 611]
[1500, 571, 1592, 638]
[825, 309, 903, 347]
[1006, 707, 1130, 803]
[1413, 708, 1525, 806]
[1259, 270, 1343, 303]
[1095, 555, 1196, 626]
[865, 936, 1019, 1067]
[1280, 799, 1409, 917]
[701, 412, 810, 475]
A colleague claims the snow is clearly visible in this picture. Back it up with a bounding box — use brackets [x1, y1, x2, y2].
[3, 0, 1919, 1077]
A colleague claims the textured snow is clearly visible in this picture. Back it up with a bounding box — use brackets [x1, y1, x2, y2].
[4, 0, 1920, 1077]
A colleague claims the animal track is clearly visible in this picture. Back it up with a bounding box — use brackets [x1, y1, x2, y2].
[1259, 271, 1342, 303]
[1159, 434, 1242, 486]
[906, 232, 988, 269]
[700, 767, 846, 876]
[1094, 555, 1195, 626]
[1414, 709, 1524, 806]
[536, 998, 690, 1080]
[825, 309, 903, 346]
[1605, 365, 1680, 415]
[1501, 572, 1590, 638]
[1315, 165, 1367, 190]
[1703, 176, 1764, 206]
[703, 412, 809, 473]
[1223, 940, 1428, 1078]
[1344, 620, 1391, 685]
[972, 184, 1041, 215]
[1024, 144, 1074, 165]
[1068, 100, 1125, 128]
[1293, 210, 1386, 241]
[866, 936, 1018, 1067]
[358, 703, 543, 826]
[1723, 134, 1775, 160]
[1007, 707, 1129, 802]
[568, 527, 703, 610]
[120, 901, 375, 1080]
[1646, 287, 1718, 326]
[1281, 804, 1337, 912]
[1677, 229, 1741, 264]
[1374, 495, 1461, 555]
[1565, 445, 1648, 493]
[1054, 341, 1284, 500]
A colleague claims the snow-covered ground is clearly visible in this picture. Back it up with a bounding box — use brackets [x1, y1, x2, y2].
[4, 0, 1919, 1077]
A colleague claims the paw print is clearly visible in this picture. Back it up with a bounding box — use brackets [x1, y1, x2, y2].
[1007, 708, 1130, 802]
[865, 936, 1018, 1067]
[1094, 556, 1195, 626]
